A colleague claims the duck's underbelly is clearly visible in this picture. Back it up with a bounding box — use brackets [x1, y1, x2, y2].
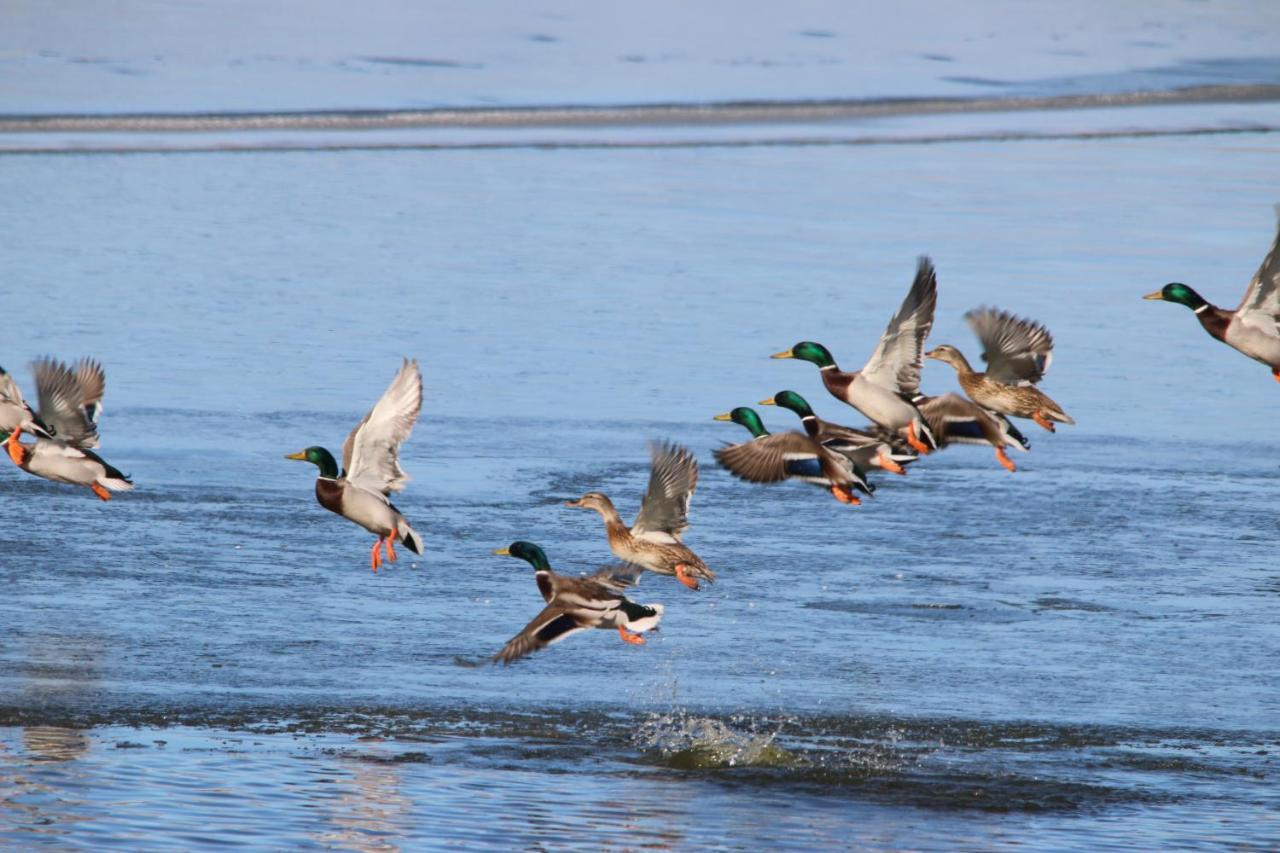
[1226, 318, 1280, 366]
[323, 482, 397, 536]
[846, 380, 916, 429]
[27, 442, 98, 485]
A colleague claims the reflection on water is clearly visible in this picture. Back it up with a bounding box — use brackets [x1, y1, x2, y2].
[313, 742, 415, 852]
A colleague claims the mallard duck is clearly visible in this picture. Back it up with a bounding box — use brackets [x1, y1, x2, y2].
[1144, 213, 1280, 381]
[772, 256, 939, 454]
[489, 541, 663, 664]
[286, 359, 424, 571]
[895, 393, 1030, 472]
[0, 365, 53, 459]
[759, 389, 914, 475]
[565, 441, 715, 591]
[1, 357, 133, 500]
[925, 308, 1074, 432]
[713, 407, 868, 504]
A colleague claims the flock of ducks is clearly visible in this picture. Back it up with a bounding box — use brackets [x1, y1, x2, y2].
[2, 215, 1278, 664]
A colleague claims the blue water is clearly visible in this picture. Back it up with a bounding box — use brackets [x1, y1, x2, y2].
[2, 31, 1280, 851]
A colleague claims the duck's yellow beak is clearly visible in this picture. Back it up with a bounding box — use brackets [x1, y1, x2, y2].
[758, 397, 777, 406]
[1142, 290, 1165, 300]
[285, 451, 307, 460]
[713, 412, 733, 421]
[492, 547, 511, 556]
[770, 349, 795, 359]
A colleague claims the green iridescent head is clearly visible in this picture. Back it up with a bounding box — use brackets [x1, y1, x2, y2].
[1144, 282, 1207, 311]
[492, 541, 551, 571]
[285, 446, 339, 478]
[771, 341, 836, 368]
[713, 407, 769, 438]
[759, 390, 815, 418]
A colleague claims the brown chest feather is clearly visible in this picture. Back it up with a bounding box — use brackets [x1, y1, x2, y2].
[315, 478, 345, 516]
[1198, 307, 1232, 343]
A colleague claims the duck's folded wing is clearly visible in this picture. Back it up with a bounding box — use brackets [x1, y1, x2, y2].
[964, 307, 1054, 385]
[1235, 214, 1280, 337]
[859, 256, 938, 397]
[31, 357, 99, 448]
[492, 606, 591, 665]
[631, 441, 698, 543]
[713, 431, 823, 483]
[342, 358, 422, 495]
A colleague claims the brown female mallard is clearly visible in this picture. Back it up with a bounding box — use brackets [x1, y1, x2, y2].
[565, 441, 714, 591]
[926, 307, 1074, 432]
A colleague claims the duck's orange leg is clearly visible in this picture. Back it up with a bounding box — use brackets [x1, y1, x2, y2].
[994, 446, 1017, 473]
[876, 450, 906, 475]
[4, 430, 23, 466]
[1273, 368, 1280, 384]
[904, 422, 931, 455]
[618, 625, 646, 646]
[370, 538, 383, 572]
[829, 485, 861, 505]
[385, 527, 398, 563]
[90, 482, 112, 501]
[674, 563, 700, 591]
[1031, 411, 1056, 432]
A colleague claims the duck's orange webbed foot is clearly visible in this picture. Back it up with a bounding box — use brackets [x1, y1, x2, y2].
[4, 430, 23, 466]
[1273, 368, 1280, 384]
[370, 538, 383, 572]
[904, 421, 931, 455]
[618, 625, 646, 646]
[876, 450, 906, 475]
[829, 485, 861, 505]
[1032, 411, 1056, 432]
[994, 446, 1017, 473]
[90, 482, 111, 501]
[385, 527, 398, 563]
[674, 563, 700, 591]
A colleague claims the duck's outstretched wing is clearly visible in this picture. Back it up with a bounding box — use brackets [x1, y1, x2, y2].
[492, 606, 591, 665]
[965, 307, 1055, 386]
[859, 256, 938, 397]
[72, 358, 106, 425]
[342, 358, 422, 495]
[30, 357, 99, 449]
[631, 441, 698, 543]
[714, 431, 837, 483]
[1235, 212, 1280, 338]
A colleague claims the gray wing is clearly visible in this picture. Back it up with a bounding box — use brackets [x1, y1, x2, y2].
[72, 359, 106, 425]
[30, 357, 99, 449]
[582, 564, 645, 592]
[859, 256, 938, 396]
[1234, 212, 1280, 337]
[713, 431, 826, 483]
[964, 307, 1055, 385]
[342, 359, 423, 495]
[631, 441, 698, 543]
[492, 606, 591, 665]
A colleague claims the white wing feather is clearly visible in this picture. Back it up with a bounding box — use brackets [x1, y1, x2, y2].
[342, 359, 423, 495]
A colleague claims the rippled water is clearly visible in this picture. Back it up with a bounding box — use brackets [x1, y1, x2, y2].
[3, 12, 1280, 844]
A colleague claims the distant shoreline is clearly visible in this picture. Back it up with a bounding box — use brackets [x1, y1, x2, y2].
[3, 83, 1279, 134]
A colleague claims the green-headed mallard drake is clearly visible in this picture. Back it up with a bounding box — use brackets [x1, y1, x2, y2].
[897, 392, 1030, 472]
[712, 406, 868, 504]
[490, 541, 663, 664]
[565, 441, 715, 591]
[0, 365, 53, 456]
[287, 358, 424, 571]
[925, 307, 1074, 432]
[1, 357, 133, 500]
[1144, 212, 1280, 381]
[772, 256, 939, 454]
[759, 389, 915, 475]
